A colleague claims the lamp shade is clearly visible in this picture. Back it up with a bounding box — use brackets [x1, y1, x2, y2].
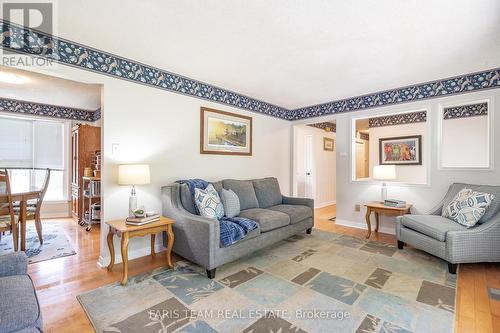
[118, 164, 150, 185]
[373, 165, 396, 181]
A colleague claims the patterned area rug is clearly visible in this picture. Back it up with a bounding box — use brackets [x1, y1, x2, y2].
[0, 223, 76, 263]
[78, 230, 456, 333]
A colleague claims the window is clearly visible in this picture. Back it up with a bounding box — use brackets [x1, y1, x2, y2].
[0, 115, 67, 201]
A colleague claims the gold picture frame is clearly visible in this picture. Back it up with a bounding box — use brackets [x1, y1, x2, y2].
[323, 137, 334, 151]
[200, 107, 252, 156]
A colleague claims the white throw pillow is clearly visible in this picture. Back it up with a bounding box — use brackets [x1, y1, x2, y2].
[220, 188, 240, 218]
[194, 184, 225, 220]
[442, 188, 494, 228]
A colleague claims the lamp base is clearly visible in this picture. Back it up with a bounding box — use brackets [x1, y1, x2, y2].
[381, 184, 388, 202]
[129, 186, 137, 216]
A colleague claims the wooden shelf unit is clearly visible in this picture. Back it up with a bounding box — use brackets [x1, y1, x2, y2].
[71, 124, 101, 223]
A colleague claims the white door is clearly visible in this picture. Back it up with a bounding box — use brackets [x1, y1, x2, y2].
[304, 135, 314, 198]
[355, 142, 365, 178]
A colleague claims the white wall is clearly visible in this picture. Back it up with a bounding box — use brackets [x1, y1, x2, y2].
[294, 125, 336, 208]
[368, 122, 427, 184]
[441, 115, 489, 168]
[292, 89, 499, 235]
[19, 64, 292, 266]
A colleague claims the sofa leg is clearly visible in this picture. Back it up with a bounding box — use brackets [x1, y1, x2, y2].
[448, 262, 458, 275]
[397, 240, 405, 249]
[306, 228, 312, 234]
[206, 269, 216, 279]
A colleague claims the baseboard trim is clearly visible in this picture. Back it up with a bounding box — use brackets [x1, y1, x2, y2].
[335, 218, 395, 235]
[97, 243, 166, 268]
[315, 200, 336, 208]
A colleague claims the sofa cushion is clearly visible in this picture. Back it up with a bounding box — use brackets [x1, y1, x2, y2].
[401, 215, 466, 242]
[222, 179, 259, 210]
[252, 178, 283, 208]
[441, 183, 500, 223]
[0, 275, 42, 333]
[268, 204, 312, 224]
[221, 189, 241, 218]
[442, 188, 495, 228]
[238, 208, 290, 232]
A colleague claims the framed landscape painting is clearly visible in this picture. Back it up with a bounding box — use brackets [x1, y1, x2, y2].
[379, 135, 422, 165]
[200, 107, 252, 155]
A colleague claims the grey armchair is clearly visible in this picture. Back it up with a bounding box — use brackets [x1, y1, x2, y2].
[396, 183, 500, 274]
[0, 252, 43, 333]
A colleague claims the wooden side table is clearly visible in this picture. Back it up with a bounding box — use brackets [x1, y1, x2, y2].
[106, 216, 175, 285]
[364, 202, 412, 238]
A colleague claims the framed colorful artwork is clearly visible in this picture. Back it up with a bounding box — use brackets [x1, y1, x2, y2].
[323, 137, 334, 151]
[200, 107, 252, 155]
[379, 135, 422, 165]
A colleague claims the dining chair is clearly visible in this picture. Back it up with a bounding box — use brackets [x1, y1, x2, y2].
[0, 169, 19, 251]
[13, 169, 51, 245]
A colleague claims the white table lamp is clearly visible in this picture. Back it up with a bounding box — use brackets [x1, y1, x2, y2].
[373, 165, 396, 201]
[118, 164, 150, 216]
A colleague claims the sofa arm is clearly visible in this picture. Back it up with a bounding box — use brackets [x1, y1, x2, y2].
[0, 252, 28, 277]
[282, 195, 315, 224]
[161, 184, 220, 269]
[282, 195, 314, 209]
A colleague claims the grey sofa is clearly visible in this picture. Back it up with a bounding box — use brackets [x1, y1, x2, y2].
[396, 183, 500, 274]
[0, 252, 43, 333]
[162, 177, 314, 279]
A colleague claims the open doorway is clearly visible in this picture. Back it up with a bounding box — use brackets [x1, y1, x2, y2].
[293, 120, 336, 221]
[0, 66, 103, 263]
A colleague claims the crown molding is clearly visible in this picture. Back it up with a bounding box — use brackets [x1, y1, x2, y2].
[1, 20, 499, 122]
[0, 97, 99, 121]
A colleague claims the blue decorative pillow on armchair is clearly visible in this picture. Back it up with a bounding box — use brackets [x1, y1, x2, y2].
[194, 184, 225, 220]
[442, 188, 495, 227]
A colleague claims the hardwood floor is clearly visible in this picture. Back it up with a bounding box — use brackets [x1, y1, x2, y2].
[28, 207, 500, 332]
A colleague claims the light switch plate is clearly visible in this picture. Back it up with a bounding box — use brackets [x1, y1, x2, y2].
[111, 143, 120, 156]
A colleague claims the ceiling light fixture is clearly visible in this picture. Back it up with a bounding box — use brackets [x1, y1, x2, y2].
[0, 72, 25, 84]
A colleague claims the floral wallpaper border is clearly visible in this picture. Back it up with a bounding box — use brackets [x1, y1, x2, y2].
[0, 97, 100, 122]
[1, 20, 499, 121]
[443, 102, 488, 120]
[307, 122, 336, 132]
[368, 110, 427, 128]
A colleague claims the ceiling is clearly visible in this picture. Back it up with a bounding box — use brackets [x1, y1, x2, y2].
[0, 66, 101, 110]
[13, 1, 500, 110]
[54, 0, 500, 110]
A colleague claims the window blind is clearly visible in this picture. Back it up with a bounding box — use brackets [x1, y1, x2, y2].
[0, 117, 33, 167]
[34, 120, 64, 169]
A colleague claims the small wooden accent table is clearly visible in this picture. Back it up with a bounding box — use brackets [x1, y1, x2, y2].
[106, 216, 175, 285]
[364, 202, 412, 239]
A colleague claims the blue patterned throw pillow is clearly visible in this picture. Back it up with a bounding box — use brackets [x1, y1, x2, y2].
[442, 188, 495, 227]
[194, 184, 225, 220]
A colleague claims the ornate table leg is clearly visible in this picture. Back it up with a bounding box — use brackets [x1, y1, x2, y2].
[166, 225, 174, 269]
[365, 207, 372, 239]
[120, 232, 129, 285]
[375, 212, 380, 233]
[106, 228, 115, 271]
[151, 233, 156, 257]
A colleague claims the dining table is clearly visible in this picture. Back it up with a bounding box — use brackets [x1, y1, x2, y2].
[0, 185, 42, 251]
